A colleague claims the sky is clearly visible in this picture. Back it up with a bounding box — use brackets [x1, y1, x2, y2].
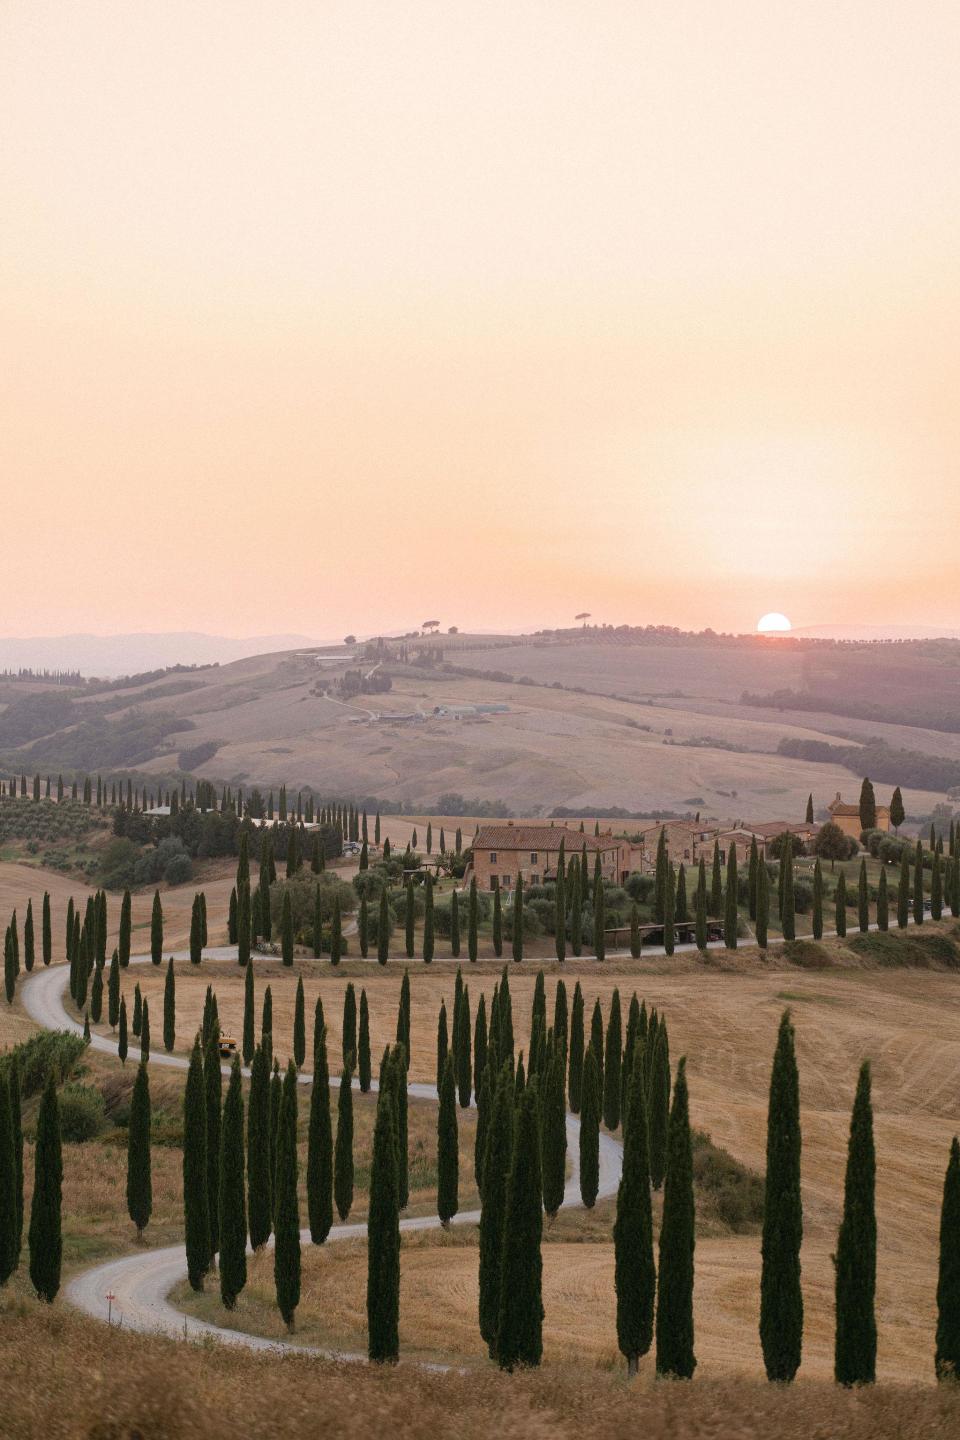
[3, 1, 960, 642]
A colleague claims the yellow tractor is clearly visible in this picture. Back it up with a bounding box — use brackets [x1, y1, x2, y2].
[218, 1033, 238, 1060]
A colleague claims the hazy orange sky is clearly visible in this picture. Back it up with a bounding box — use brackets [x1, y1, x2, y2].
[3, 1, 959, 641]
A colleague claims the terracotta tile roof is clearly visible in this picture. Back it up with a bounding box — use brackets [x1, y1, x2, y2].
[473, 825, 621, 852]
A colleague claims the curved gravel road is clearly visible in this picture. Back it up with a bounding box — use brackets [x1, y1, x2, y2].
[22, 956, 624, 1364]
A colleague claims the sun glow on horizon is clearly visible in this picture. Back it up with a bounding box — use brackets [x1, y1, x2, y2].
[757, 612, 792, 634]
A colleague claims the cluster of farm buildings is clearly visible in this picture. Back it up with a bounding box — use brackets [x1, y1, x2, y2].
[467, 792, 891, 892]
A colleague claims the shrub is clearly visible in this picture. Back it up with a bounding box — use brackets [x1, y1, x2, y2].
[692, 1129, 764, 1233]
[847, 931, 960, 969]
[99, 837, 139, 891]
[625, 872, 655, 903]
[781, 940, 835, 969]
[0, 1030, 87, 1097]
[163, 852, 193, 885]
[58, 1083, 106, 1142]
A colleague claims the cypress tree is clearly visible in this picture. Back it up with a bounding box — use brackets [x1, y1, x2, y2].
[760, 1011, 803, 1382]
[496, 1083, 544, 1370]
[621, 991, 639, 1125]
[118, 996, 128, 1064]
[898, 850, 910, 928]
[107, 950, 120, 1029]
[42, 891, 51, 965]
[274, 1062, 301, 1330]
[242, 961, 255, 1065]
[10, 1061, 22, 1257]
[127, 1061, 152, 1237]
[374, 887, 389, 965]
[342, 982, 357, 1070]
[397, 969, 411, 1062]
[631, 901, 643, 958]
[603, 988, 622, 1130]
[183, 1037, 210, 1290]
[890, 786, 905, 832]
[238, 883, 251, 967]
[781, 841, 796, 940]
[163, 956, 176, 1053]
[877, 866, 889, 930]
[437, 1052, 458, 1225]
[404, 880, 415, 958]
[358, 989, 372, 1092]
[367, 1077, 400, 1363]
[90, 962, 103, 1024]
[553, 978, 568, 1064]
[711, 839, 723, 915]
[281, 889, 294, 966]
[3, 929, 13, 1006]
[312, 884, 323, 958]
[932, 849, 944, 922]
[248, 1045, 272, 1249]
[28, 1071, 62, 1303]
[23, 899, 34, 973]
[614, 1049, 656, 1376]
[654, 829, 668, 922]
[806, 792, 815, 824]
[512, 874, 524, 962]
[579, 1045, 600, 1208]
[674, 864, 688, 923]
[474, 991, 488, 1098]
[219, 1055, 247, 1309]
[449, 886, 460, 959]
[554, 860, 567, 963]
[590, 997, 604, 1097]
[859, 777, 877, 833]
[0, 1072, 18, 1284]
[150, 890, 163, 966]
[914, 840, 925, 926]
[834, 869, 846, 938]
[261, 985, 273, 1066]
[834, 1061, 877, 1386]
[479, 1062, 514, 1356]
[856, 858, 869, 932]
[330, 892, 342, 964]
[423, 875, 435, 963]
[570, 861, 582, 957]
[437, 1000, 448, 1094]
[475, 1059, 492, 1193]
[228, 886, 238, 945]
[541, 1041, 567, 1218]
[493, 884, 503, 958]
[334, 1066, 355, 1221]
[569, 981, 584, 1113]
[724, 844, 739, 948]
[140, 998, 150, 1063]
[269, 1059, 282, 1204]
[388, 1042, 410, 1209]
[498, 966, 514, 1069]
[663, 863, 675, 956]
[456, 985, 472, 1106]
[468, 875, 479, 963]
[306, 1016, 333, 1244]
[655, 1056, 695, 1378]
[756, 859, 770, 948]
[748, 836, 759, 919]
[203, 1028, 222, 1260]
[812, 858, 823, 940]
[935, 1136, 960, 1381]
[648, 1022, 671, 1190]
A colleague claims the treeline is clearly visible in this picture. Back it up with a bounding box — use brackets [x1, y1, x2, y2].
[777, 737, 960, 794]
[0, 667, 81, 684]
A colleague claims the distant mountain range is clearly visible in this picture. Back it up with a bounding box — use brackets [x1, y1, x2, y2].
[0, 632, 315, 677]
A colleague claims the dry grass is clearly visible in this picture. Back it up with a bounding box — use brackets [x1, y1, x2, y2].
[1, 1299, 959, 1440]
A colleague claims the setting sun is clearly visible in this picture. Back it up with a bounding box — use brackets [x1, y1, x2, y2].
[757, 611, 792, 634]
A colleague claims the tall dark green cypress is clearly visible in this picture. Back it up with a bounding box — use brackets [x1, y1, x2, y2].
[119, 889, 131, 967]
[293, 976, 306, 1070]
[760, 1011, 803, 1382]
[877, 866, 889, 931]
[898, 850, 910, 928]
[711, 839, 723, 916]
[23, 899, 34, 973]
[648, 1022, 671, 1191]
[343, 982, 357, 1070]
[436, 1000, 448, 1095]
[655, 1056, 695, 1378]
[590, 997, 604, 1098]
[42, 891, 51, 966]
[932, 848, 944, 922]
[140, 997, 150, 1063]
[9, 1060, 22, 1257]
[858, 858, 870, 933]
[724, 844, 739, 948]
[479, 1061, 514, 1355]
[663, 863, 675, 957]
[151, 889, 163, 966]
[261, 985, 273, 1066]
[108, 950, 120, 1029]
[219, 1056, 247, 1309]
[812, 858, 824, 940]
[238, 883, 251, 967]
[579, 1044, 600, 1208]
[367, 1075, 400, 1363]
[281, 889, 294, 967]
[0, 1073, 17, 1284]
[306, 1011, 333, 1244]
[756, 859, 770, 948]
[468, 875, 479, 963]
[935, 1136, 960, 1381]
[118, 996, 128, 1064]
[834, 1061, 877, 1386]
[437, 1052, 458, 1225]
[496, 1083, 544, 1370]
[404, 880, 415, 959]
[474, 991, 488, 1100]
[836, 872, 847, 938]
[654, 829, 668, 922]
[163, 956, 176, 1053]
[330, 892, 342, 965]
[242, 960, 255, 1066]
[914, 840, 925, 926]
[203, 1030, 222, 1260]
[456, 984, 472, 1106]
[568, 981, 584, 1114]
[183, 1037, 210, 1290]
[334, 1066, 355, 1221]
[512, 874, 524, 962]
[748, 836, 759, 920]
[603, 987, 622, 1131]
[781, 840, 796, 940]
[570, 861, 582, 957]
[594, 875, 606, 961]
[493, 883, 503, 958]
[614, 1048, 656, 1375]
[127, 1061, 152, 1237]
[90, 963, 103, 1024]
[274, 1062, 301, 1330]
[388, 1043, 409, 1210]
[449, 887, 460, 959]
[28, 1071, 62, 1302]
[358, 988, 372, 1092]
[377, 888, 390, 965]
[541, 1042, 567, 1218]
[246, 1048, 272, 1249]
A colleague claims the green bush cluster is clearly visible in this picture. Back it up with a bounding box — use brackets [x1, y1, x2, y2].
[0, 1029, 87, 1097]
[57, 1083, 106, 1142]
[692, 1129, 764, 1233]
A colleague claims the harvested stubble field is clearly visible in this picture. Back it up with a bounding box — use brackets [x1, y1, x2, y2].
[72, 935, 960, 1384]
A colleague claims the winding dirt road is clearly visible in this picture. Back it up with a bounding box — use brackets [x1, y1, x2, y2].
[22, 956, 624, 1364]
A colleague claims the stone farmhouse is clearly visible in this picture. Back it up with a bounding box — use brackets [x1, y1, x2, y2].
[470, 823, 631, 891]
[827, 791, 891, 840]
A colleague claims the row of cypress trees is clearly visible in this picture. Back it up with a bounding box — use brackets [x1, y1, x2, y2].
[0, 1062, 62, 1303]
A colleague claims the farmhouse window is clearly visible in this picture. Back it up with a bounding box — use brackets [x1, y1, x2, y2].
[489, 852, 497, 863]
[530, 852, 538, 863]
[489, 875, 497, 890]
